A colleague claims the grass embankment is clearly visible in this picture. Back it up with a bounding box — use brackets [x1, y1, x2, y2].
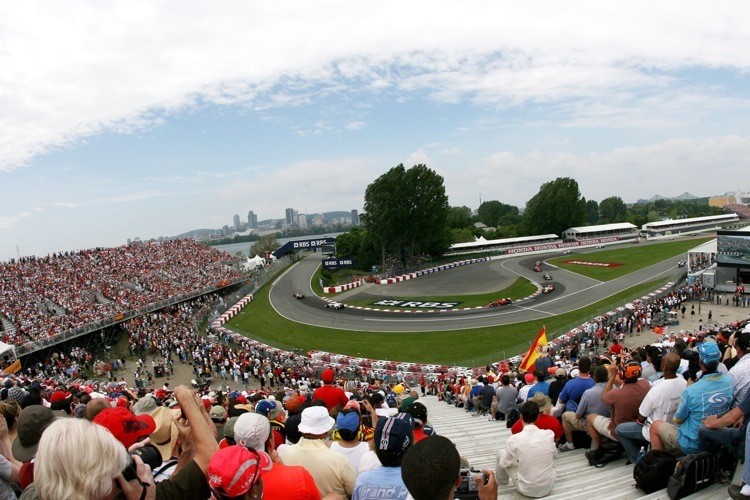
[342, 277, 537, 309]
[226, 276, 669, 367]
[549, 238, 710, 281]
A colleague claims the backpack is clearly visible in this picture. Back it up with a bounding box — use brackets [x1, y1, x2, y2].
[585, 438, 625, 467]
[633, 450, 678, 493]
[506, 408, 520, 429]
[666, 452, 717, 500]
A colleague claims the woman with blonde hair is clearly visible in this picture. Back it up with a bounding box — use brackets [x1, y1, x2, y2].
[24, 418, 132, 500]
[0, 400, 20, 455]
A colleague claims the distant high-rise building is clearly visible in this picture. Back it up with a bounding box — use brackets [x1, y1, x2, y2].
[247, 211, 258, 229]
[233, 214, 240, 231]
[351, 209, 359, 226]
[312, 214, 324, 227]
[285, 208, 298, 227]
[298, 213, 308, 229]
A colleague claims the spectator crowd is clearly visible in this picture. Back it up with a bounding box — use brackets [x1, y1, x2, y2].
[0, 240, 245, 348]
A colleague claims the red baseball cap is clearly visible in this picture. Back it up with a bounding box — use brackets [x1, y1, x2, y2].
[49, 391, 71, 404]
[208, 446, 272, 497]
[321, 368, 334, 383]
[93, 407, 156, 449]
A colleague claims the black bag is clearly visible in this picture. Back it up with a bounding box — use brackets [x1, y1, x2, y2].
[571, 430, 592, 450]
[666, 452, 717, 500]
[585, 438, 625, 467]
[506, 408, 520, 429]
[633, 450, 677, 493]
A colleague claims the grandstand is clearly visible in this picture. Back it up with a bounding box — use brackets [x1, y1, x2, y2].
[562, 222, 638, 242]
[641, 213, 739, 237]
[724, 203, 750, 219]
[448, 234, 561, 255]
[0, 239, 248, 356]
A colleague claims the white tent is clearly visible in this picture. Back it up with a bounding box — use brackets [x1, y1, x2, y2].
[243, 255, 265, 271]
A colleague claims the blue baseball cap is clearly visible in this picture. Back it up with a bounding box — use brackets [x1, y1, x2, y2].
[336, 412, 360, 432]
[697, 340, 721, 364]
[375, 415, 413, 454]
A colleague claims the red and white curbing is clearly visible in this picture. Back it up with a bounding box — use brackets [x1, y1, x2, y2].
[375, 258, 488, 285]
[322, 279, 365, 294]
[210, 293, 254, 328]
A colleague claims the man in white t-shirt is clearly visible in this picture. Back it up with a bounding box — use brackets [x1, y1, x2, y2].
[615, 352, 686, 463]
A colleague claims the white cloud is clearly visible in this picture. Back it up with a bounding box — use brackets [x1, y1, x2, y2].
[446, 135, 750, 208]
[0, 212, 31, 229]
[2, 2, 750, 171]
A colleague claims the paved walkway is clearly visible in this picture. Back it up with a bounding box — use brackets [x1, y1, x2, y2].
[619, 299, 749, 352]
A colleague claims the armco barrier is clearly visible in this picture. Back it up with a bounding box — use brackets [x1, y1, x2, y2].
[322, 279, 365, 294]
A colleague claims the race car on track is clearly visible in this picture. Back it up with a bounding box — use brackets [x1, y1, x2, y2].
[533, 265, 542, 272]
[293, 292, 305, 299]
[487, 298, 512, 307]
[325, 302, 345, 310]
[543, 274, 553, 280]
[542, 285, 554, 293]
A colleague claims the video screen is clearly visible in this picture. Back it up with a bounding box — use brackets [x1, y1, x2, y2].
[717, 231, 750, 267]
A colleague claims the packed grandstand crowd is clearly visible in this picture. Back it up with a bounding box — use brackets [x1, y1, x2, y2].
[5, 242, 750, 497]
[0, 292, 748, 499]
[0, 240, 245, 347]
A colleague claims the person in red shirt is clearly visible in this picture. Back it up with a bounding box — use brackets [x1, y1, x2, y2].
[313, 368, 348, 410]
[511, 392, 562, 441]
[609, 338, 624, 356]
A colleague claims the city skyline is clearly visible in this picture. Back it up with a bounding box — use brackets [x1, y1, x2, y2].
[2, 2, 750, 260]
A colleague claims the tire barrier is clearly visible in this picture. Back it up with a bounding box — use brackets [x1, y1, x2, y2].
[375, 258, 488, 285]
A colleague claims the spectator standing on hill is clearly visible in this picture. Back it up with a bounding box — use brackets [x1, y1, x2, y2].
[313, 368, 348, 411]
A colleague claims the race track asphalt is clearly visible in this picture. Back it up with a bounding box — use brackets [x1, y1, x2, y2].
[268, 246, 686, 333]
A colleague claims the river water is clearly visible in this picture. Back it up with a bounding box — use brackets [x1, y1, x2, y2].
[215, 232, 345, 256]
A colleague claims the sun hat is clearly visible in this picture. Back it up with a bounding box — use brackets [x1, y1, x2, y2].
[529, 392, 552, 413]
[298, 406, 334, 435]
[93, 407, 156, 449]
[132, 396, 159, 416]
[208, 446, 272, 498]
[555, 367, 567, 378]
[234, 413, 270, 449]
[12, 405, 56, 462]
[149, 407, 179, 461]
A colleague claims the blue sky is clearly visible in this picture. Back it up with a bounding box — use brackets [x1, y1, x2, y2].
[2, 1, 750, 261]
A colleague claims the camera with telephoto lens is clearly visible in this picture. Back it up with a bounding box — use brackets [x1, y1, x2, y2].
[122, 444, 163, 482]
[454, 468, 489, 499]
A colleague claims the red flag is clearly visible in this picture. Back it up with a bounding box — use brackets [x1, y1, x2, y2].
[519, 326, 548, 372]
[653, 326, 665, 334]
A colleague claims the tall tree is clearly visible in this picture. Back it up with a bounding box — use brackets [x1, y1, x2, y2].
[363, 164, 450, 266]
[249, 234, 279, 256]
[523, 177, 586, 236]
[477, 200, 519, 227]
[585, 199, 600, 225]
[447, 206, 472, 229]
[599, 196, 627, 223]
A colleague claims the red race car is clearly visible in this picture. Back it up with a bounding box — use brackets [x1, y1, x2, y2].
[487, 298, 512, 307]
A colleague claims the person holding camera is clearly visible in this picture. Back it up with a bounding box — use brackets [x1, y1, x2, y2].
[401, 434, 497, 500]
[18, 417, 152, 500]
